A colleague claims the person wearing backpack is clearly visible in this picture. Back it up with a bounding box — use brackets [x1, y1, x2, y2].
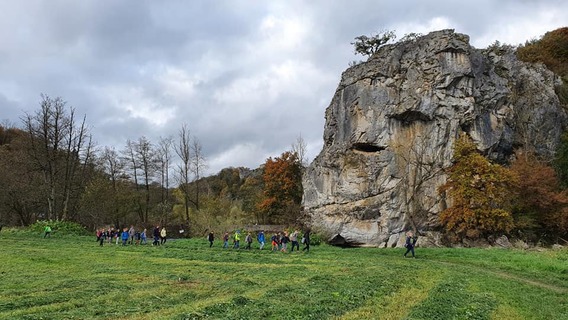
[233, 230, 241, 249]
[290, 230, 300, 252]
[245, 232, 253, 249]
[128, 225, 135, 245]
[403, 231, 418, 258]
[281, 231, 290, 252]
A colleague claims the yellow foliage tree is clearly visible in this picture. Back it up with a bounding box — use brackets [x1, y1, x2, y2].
[439, 134, 517, 240]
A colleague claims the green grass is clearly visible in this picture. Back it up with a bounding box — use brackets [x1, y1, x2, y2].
[0, 232, 566, 319]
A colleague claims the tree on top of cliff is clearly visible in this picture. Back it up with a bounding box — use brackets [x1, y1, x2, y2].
[438, 134, 517, 241]
[517, 27, 568, 77]
[351, 30, 396, 58]
[517, 27, 568, 106]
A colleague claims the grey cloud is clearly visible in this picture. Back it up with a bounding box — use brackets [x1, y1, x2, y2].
[0, 0, 566, 175]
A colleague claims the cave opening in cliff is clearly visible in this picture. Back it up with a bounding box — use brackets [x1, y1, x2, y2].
[329, 234, 364, 247]
[352, 143, 385, 153]
[391, 110, 431, 124]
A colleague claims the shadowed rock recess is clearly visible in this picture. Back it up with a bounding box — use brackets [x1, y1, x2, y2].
[303, 29, 568, 247]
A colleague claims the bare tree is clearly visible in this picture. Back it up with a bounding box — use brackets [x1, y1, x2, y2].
[123, 137, 158, 223]
[124, 139, 143, 222]
[157, 136, 173, 224]
[175, 124, 194, 222]
[136, 136, 157, 223]
[23, 94, 93, 220]
[291, 134, 308, 168]
[157, 136, 173, 201]
[175, 124, 207, 223]
[61, 111, 93, 220]
[101, 147, 126, 226]
[190, 136, 207, 211]
[392, 122, 449, 234]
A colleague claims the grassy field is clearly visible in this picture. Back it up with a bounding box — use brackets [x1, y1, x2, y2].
[0, 231, 566, 320]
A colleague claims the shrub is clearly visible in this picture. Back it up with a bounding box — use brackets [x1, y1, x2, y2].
[29, 220, 89, 236]
[555, 77, 568, 107]
[309, 233, 323, 246]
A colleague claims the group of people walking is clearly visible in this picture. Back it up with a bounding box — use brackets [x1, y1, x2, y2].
[209, 229, 311, 252]
[92, 225, 417, 257]
[95, 225, 167, 246]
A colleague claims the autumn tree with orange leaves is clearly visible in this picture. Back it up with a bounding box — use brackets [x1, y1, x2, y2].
[439, 134, 517, 241]
[258, 151, 303, 224]
[511, 151, 568, 242]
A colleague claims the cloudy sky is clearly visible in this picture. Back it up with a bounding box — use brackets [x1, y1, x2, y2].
[1, 0, 566, 175]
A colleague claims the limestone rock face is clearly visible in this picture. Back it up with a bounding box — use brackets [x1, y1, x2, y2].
[303, 30, 567, 247]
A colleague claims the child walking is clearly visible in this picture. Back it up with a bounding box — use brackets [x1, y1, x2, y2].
[121, 227, 129, 246]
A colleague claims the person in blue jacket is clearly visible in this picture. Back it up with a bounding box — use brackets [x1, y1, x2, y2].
[121, 227, 129, 246]
[257, 231, 265, 250]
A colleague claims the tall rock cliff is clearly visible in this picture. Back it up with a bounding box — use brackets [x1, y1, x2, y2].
[303, 29, 568, 247]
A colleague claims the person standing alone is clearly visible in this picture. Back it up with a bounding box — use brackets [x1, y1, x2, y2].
[208, 231, 215, 248]
[44, 225, 52, 238]
[403, 231, 417, 258]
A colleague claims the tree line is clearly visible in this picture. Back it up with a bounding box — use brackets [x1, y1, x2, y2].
[0, 95, 305, 236]
[439, 134, 568, 244]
